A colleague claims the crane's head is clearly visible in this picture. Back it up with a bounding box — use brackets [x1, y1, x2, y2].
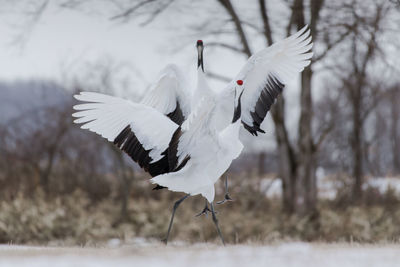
[196, 40, 204, 72]
[232, 80, 244, 123]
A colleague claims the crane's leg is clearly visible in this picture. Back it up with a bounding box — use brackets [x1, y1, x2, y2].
[195, 199, 212, 217]
[210, 203, 225, 246]
[216, 174, 234, 205]
[162, 194, 189, 245]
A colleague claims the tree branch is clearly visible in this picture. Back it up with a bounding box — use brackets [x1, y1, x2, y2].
[217, 0, 252, 57]
[314, 27, 351, 62]
[139, 0, 175, 26]
[258, 0, 273, 45]
[313, 122, 334, 151]
[10, 0, 49, 49]
[206, 42, 244, 54]
[110, 0, 156, 21]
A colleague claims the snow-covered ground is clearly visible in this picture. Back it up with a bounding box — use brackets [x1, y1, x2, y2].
[260, 174, 400, 200]
[1, 243, 399, 267]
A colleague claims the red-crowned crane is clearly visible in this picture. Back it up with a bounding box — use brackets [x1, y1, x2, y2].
[72, 25, 313, 245]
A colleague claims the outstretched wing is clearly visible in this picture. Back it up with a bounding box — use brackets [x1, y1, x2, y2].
[72, 92, 179, 176]
[219, 25, 313, 135]
[140, 64, 191, 125]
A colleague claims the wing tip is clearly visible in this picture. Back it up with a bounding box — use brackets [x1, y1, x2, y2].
[297, 24, 310, 37]
[242, 121, 266, 136]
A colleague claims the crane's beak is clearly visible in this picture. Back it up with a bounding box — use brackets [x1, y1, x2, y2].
[197, 42, 204, 72]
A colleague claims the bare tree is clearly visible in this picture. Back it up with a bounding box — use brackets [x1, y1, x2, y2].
[390, 86, 400, 174]
[335, 1, 392, 203]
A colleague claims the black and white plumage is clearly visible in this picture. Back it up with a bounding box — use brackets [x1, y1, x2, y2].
[212, 25, 313, 135]
[73, 92, 181, 175]
[72, 26, 313, 202]
[73, 66, 244, 246]
[72, 38, 242, 204]
[72, 84, 244, 203]
[74, 64, 191, 178]
[150, 87, 244, 202]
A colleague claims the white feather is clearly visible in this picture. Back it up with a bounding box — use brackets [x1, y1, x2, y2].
[141, 64, 191, 119]
[72, 92, 179, 162]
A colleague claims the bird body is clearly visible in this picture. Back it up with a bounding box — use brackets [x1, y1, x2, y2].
[150, 91, 243, 202]
[73, 85, 243, 203]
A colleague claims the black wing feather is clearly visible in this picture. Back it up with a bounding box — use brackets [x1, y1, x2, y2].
[242, 74, 285, 136]
[166, 101, 185, 125]
[113, 100, 189, 179]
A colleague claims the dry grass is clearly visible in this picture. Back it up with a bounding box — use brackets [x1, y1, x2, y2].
[1, 179, 400, 245]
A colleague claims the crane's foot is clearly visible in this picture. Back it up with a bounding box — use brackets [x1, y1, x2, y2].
[195, 201, 217, 217]
[216, 193, 234, 205]
[216, 174, 234, 205]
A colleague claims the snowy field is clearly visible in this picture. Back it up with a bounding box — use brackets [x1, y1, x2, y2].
[1, 242, 399, 267]
[261, 175, 400, 199]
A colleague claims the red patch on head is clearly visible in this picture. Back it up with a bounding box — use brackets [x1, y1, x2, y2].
[236, 80, 243, 85]
[197, 40, 203, 44]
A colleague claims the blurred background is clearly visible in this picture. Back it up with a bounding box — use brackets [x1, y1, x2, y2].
[0, 0, 400, 245]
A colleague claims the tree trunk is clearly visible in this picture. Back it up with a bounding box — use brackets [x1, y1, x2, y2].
[111, 146, 135, 224]
[259, 0, 298, 213]
[39, 145, 57, 194]
[351, 85, 363, 203]
[297, 66, 317, 214]
[391, 88, 400, 174]
[271, 98, 297, 213]
[258, 151, 266, 177]
[119, 170, 134, 221]
[291, 0, 321, 216]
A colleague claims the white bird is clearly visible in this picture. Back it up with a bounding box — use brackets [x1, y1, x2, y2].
[72, 80, 245, 246]
[72, 25, 313, 244]
[72, 39, 234, 244]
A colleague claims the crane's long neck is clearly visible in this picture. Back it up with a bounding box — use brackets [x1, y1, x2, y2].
[232, 89, 243, 123]
[197, 45, 204, 72]
[217, 89, 244, 149]
[195, 67, 213, 98]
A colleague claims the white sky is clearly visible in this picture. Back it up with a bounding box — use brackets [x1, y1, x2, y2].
[0, 1, 304, 151]
[0, 2, 263, 103]
[0, 3, 184, 83]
